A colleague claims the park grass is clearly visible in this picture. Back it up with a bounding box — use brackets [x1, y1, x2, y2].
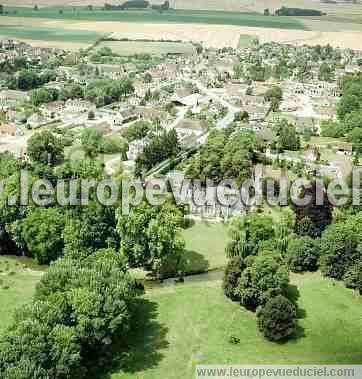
[107, 272, 362, 379]
[0, 255, 44, 333]
[0, 7, 307, 30]
[96, 40, 196, 57]
[0, 24, 103, 44]
[181, 221, 228, 274]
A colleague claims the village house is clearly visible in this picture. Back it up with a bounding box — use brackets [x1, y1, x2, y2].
[0, 90, 30, 111]
[127, 137, 149, 161]
[65, 99, 96, 114]
[27, 113, 49, 129]
[305, 145, 321, 162]
[39, 101, 65, 119]
[335, 142, 353, 156]
[0, 123, 23, 136]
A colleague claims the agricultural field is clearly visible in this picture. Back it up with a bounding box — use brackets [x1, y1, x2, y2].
[0, 24, 102, 47]
[96, 40, 196, 56]
[238, 33, 257, 48]
[4, 0, 362, 14]
[105, 272, 362, 379]
[0, 256, 44, 334]
[0, 7, 307, 30]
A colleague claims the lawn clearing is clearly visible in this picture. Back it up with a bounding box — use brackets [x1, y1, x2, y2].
[96, 40, 196, 56]
[107, 272, 362, 379]
[181, 221, 228, 274]
[0, 256, 44, 334]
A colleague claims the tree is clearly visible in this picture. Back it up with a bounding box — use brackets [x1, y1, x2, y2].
[319, 214, 362, 280]
[135, 129, 180, 176]
[286, 236, 319, 272]
[31, 87, 59, 106]
[263, 8, 270, 15]
[257, 295, 297, 341]
[223, 256, 246, 300]
[80, 128, 104, 158]
[226, 214, 275, 258]
[320, 120, 345, 138]
[34, 4, 38, 10]
[117, 201, 185, 278]
[264, 86, 283, 102]
[348, 127, 362, 155]
[343, 262, 362, 294]
[235, 253, 289, 308]
[63, 202, 119, 257]
[234, 111, 249, 122]
[318, 62, 333, 82]
[274, 119, 300, 151]
[221, 131, 256, 184]
[144, 72, 153, 83]
[293, 181, 333, 238]
[0, 5, 3, 14]
[123, 121, 151, 142]
[20, 207, 65, 264]
[337, 75, 362, 120]
[0, 250, 140, 378]
[27, 131, 64, 166]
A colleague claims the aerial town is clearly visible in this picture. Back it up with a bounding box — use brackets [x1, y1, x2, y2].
[0, 4, 362, 377]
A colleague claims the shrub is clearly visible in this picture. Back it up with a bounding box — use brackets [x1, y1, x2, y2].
[286, 237, 319, 273]
[235, 253, 289, 309]
[343, 262, 362, 294]
[222, 256, 246, 301]
[257, 295, 297, 341]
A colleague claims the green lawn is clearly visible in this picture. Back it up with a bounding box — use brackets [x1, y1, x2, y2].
[107, 272, 362, 379]
[1, 7, 307, 30]
[0, 24, 102, 44]
[0, 256, 44, 333]
[181, 221, 228, 274]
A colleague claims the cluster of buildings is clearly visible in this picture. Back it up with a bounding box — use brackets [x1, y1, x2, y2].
[0, 38, 360, 219]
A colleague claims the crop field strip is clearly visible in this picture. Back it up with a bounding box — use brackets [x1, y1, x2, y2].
[0, 7, 307, 30]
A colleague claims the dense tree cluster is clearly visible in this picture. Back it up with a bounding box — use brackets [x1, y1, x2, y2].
[222, 208, 331, 341]
[7, 69, 56, 91]
[124, 120, 152, 142]
[275, 6, 324, 16]
[0, 250, 141, 378]
[186, 129, 257, 184]
[135, 129, 180, 176]
[81, 128, 128, 158]
[273, 119, 301, 152]
[319, 213, 362, 280]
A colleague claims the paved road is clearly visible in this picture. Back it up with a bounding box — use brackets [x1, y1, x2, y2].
[192, 80, 239, 129]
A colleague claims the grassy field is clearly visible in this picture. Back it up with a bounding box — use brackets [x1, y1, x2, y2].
[0, 24, 102, 44]
[0, 256, 44, 333]
[181, 221, 228, 274]
[106, 272, 362, 379]
[96, 40, 196, 56]
[0, 7, 307, 30]
[238, 33, 257, 47]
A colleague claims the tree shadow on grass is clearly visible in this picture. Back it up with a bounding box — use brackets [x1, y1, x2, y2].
[100, 298, 169, 378]
[184, 249, 209, 274]
[285, 284, 307, 342]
